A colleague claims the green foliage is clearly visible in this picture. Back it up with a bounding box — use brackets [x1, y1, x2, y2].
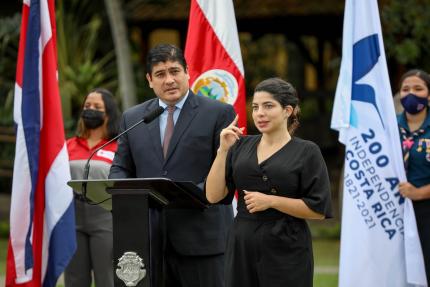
[300, 98, 319, 120]
[0, 238, 6, 278]
[310, 221, 341, 239]
[0, 220, 9, 238]
[240, 34, 288, 97]
[56, 0, 118, 130]
[0, 13, 20, 125]
[0, 14, 19, 196]
[313, 238, 340, 267]
[314, 273, 338, 287]
[0, 0, 119, 133]
[382, 0, 430, 70]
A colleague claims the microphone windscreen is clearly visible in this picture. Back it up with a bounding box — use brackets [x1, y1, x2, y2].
[143, 106, 165, 123]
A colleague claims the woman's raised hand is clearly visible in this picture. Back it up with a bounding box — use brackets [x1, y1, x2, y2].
[219, 115, 244, 153]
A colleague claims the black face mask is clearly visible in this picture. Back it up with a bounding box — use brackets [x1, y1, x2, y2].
[81, 109, 105, 129]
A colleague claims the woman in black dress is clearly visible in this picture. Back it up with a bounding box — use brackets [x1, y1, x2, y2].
[206, 78, 332, 287]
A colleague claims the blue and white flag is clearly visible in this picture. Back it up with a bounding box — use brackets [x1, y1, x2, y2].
[331, 0, 427, 286]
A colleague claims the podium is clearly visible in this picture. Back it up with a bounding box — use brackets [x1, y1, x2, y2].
[68, 178, 208, 287]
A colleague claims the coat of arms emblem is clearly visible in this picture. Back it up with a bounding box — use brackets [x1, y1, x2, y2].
[116, 251, 146, 286]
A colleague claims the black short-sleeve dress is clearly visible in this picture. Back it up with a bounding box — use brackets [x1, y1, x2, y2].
[223, 135, 332, 287]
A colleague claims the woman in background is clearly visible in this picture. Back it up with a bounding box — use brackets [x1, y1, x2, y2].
[65, 88, 120, 287]
[397, 69, 430, 284]
[206, 78, 332, 287]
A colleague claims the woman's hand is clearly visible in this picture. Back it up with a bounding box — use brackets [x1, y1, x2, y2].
[244, 190, 273, 213]
[218, 115, 244, 153]
[399, 181, 423, 201]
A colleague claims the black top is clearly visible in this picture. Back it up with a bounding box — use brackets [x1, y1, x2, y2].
[224, 135, 332, 219]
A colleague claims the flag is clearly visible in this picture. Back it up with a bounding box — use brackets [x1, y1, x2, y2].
[185, 0, 246, 214]
[331, 0, 427, 286]
[6, 0, 76, 286]
[185, 0, 246, 130]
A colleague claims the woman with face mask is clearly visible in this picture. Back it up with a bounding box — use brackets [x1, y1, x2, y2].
[397, 69, 430, 284]
[64, 88, 120, 287]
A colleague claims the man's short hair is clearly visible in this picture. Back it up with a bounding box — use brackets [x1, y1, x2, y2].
[146, 44, 187, 75]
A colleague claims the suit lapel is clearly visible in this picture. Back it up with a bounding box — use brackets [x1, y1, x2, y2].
[145, 100, 164, 163]
[164, 92, 199, 162]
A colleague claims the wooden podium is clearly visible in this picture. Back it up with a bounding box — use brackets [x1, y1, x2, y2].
[68, 178, 208, 287]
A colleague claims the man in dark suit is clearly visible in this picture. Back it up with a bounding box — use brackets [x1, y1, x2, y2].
[109, 44, 235, 287]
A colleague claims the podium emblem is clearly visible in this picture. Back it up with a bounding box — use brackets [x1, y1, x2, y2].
[116, 251, 146, 286]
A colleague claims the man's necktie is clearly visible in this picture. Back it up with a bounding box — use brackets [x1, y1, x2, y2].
[163, 106, 175, 158]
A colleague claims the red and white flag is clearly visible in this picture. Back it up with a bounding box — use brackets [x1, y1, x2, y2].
[185, 0, 246, 214]
[6, 0, 76, 286]
[185, 0, 247, 131]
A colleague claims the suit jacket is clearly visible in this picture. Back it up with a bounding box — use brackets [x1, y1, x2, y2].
[110, 91, 236, 256]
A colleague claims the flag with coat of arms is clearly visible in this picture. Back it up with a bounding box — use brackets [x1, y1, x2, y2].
[185, 0, 246, 214]
[185, 0, 246, 131]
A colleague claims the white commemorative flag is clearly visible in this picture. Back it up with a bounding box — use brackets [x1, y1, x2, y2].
[331, 0, 427, 286]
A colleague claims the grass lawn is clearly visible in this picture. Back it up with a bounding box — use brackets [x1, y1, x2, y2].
[0, 238, 6, 277]
[1, 237, 340, 287]
[313, 238, 340, 287]
[314, 238, 340, 266]
[0, 238, 6, 286]
[314, 273, 339, 287]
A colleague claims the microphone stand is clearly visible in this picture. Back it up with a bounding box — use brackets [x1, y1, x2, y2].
[81, 106, 164, 203]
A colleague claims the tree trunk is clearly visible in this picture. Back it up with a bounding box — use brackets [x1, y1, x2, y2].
[104, 0, 137, 109]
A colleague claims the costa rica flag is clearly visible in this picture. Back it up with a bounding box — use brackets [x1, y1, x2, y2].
[185, 0, 246, 214]
[6, 0, 76, 286]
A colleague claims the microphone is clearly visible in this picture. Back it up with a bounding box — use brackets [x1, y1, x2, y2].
[81, 106, 164, 202]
